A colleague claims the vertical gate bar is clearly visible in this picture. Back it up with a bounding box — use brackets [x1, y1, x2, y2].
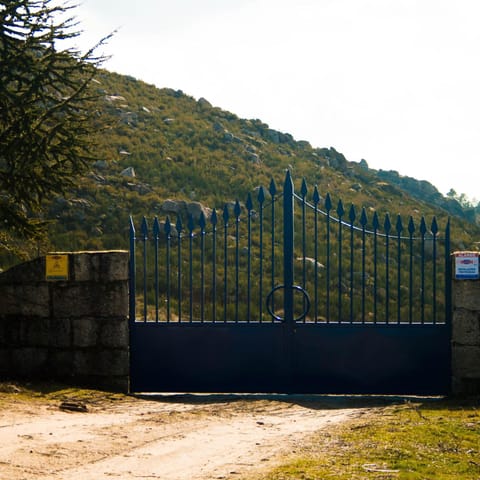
[165, 217, 172, 323]
[283, 171, 295, 325]
[337, 200, 345, 322]
[301, 179, 308, 322]
[373, 212, 379, 324]
[360, 208, 367, 323]
[199, 213, 206, 323]
[445, 218, 452, 325]
[258, 188, 265, 322]
[223, 205, 230, 323]
[349, 204, 356, 323]
[140, 217, 148, 322]
[269, 179, 277, 314]
[234, 200, 241, 323]
[246, 194, 253, 323]
[153, 217, 160, 323]
[396, 215, 403, 324]
[420, 217, 427, 324]
[431, 217, 439, 324]
[384, 214, 391, 324]
[211, 209, 218, 322]
[325, 194, 332, 322]
[188, 214, 195, 323]
[313, 186, 320, 323]
[176, 216, 183, 323]
[408, 217, 415, 324]
[128, 216, 136, 323]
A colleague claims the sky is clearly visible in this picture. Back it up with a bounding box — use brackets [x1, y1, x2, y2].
[73, 0, 479, 202]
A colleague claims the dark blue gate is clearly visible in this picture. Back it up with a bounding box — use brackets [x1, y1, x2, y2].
[129, 172, 452, 394]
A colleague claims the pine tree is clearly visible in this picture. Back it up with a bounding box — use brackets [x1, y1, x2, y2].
[0, 0, 110, 254]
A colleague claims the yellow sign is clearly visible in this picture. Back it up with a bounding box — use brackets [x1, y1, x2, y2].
[46, 254, 69, 280]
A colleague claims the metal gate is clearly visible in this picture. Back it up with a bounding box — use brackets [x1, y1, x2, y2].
[129, 172, 452, 394]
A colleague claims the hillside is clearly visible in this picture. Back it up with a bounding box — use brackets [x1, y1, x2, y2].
[39, 70, 479, 254]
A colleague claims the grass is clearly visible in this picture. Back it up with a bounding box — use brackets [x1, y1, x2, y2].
[253, 398, 480, 480]
[0, 381, 127, 406]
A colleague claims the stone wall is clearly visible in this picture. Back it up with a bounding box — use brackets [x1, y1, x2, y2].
[0, 251, 129, 392]
[452, 267, 480, 395]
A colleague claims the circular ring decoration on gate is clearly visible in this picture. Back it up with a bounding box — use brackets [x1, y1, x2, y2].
[266, 285, 311, 322]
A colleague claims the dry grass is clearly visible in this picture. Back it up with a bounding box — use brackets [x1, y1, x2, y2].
[249, 397, 480, 480]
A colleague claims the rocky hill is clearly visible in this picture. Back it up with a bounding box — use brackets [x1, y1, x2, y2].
[42, 70, 479, 254]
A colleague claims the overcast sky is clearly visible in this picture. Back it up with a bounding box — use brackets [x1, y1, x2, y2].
[75, 0, 480, 201]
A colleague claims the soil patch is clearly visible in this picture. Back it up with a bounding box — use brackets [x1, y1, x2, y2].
[0, 385, 387, 479]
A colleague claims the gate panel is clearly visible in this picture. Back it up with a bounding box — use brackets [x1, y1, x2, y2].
[130, 323, 289, 393]
[292, 324, 451, 394]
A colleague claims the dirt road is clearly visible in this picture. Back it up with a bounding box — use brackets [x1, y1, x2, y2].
[0, 389, 373, 480]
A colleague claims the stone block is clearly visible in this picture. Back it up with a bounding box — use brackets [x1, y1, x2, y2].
[73, 348, 128, 377]
[48, 350, 74, 377]
[0, 284, 50, 317]
[24, 317, 50, 347]
[452, 309, 480, 345]
[453, 280, 480, 311]
[452, 376, 480, 395]
[49, 318, 72, 348]
[72, 317, 100, 347]
[452, 345, 480, 378]
[0, 349, 11, 375]
[71, 251, 129, 282]
[2, 317, 25, 346]
[72, 350, 94, 376]
[52, 283, 128, 318]
[12, 348, 48, 376]
[100, 318, 129, 348]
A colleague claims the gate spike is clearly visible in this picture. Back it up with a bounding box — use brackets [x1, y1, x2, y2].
[176, 215, 183, 234]
[384, 213, 391, 233]
[257, 186, 265, 204]
[211, 208, 218, 226]
[420, 216, 427, 235]
[396, 214, 403, 234]
[153, 216, 160, 237]
[129, 216, 136, 237]
[301, 178, 308, 198]
[408, 216, 415, 235]
[223, 204, 230, 223]
[431, 216, 439, 235]
[336, 199, 345, 218]
[141, 216, 148, 239]
[325, 192, 332, 212]
[199, 212, 206, 230]
[372, 211, 379, 230]
[188, 213, 195, 233]
[234, 199, 241, 219]
[349, 204, 356, 223]
[360, 207, 368, 227]
[164, 216, 171, 236]
[313, 185, 320, 205]
[269, 178, 277, 196]
[246, 192, 253, 211]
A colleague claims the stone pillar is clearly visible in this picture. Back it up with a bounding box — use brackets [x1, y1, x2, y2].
[0, 251, 130, 392]
[451, 252, 480, 395]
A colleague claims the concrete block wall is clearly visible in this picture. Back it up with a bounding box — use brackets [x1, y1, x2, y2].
[0, 251, 129, 392]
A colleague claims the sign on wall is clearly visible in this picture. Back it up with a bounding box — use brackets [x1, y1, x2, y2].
[454, 252, 479, 280]
[46, 254, 69, 281]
